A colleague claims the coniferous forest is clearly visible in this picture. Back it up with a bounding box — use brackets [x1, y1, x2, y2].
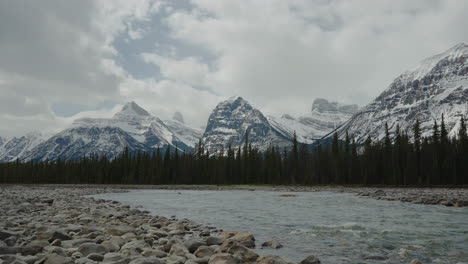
[1, 116, 467, 186]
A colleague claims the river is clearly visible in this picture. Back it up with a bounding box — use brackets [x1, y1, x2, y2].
[91, 189, 468, 263]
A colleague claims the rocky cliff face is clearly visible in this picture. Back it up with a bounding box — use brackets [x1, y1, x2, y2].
[0, 132, 47, 162]
[331, 43, 468, 142]
[269, 99, 359, 144]
[202, 97, 290, 154]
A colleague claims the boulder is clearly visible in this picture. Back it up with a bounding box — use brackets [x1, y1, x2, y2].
[205, 237, 222, 246]
[128, 257, 165, 264]
[78, 243, 109, 257]
[194, 246, 215, 258]
[299, 256, 321, 264]
[0, 230, 16, 240]
[216, 240, 258, 263]
[121, 240, 148, 251]
[184, 239, 206, 253]
[218, 231, 255, 248]
[208, 253, 239, 264]
[62, 238, 94, 248]
[101, 240, 120, 252]
[4, 236, 16, 246]
[261, 240, 283, 249]
[20, 245, 43, 255]
[50, 231, 72, 241]
[88, 253, 105, 262]
[410, 260, 423, 264]
[256, 256, 292, 264]
[141, 249, 167, 258]
[0, 246, 18, 254]
[103, 252, 124, 262]
[43, 253, 74, 264]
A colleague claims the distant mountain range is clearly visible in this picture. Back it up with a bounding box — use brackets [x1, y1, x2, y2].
[1, 43, 467, 161]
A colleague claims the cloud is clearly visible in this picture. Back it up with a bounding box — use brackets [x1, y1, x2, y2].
[164, 0, 468, 117]
[0, 0, 161, 137]
[141, 53, 210, 88]
[1, 0, 468, 137]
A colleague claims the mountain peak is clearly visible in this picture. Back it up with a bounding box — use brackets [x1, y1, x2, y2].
[114, 101, 151, 118]
[311, 98, 359, 114]
[407, 43, 468, 80]
[173, 112, 184, 123]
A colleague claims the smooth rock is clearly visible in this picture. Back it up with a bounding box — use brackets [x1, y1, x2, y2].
[4, 236, 16, 246]
[103, 252, 124, 262]
[194, 246, 215, 258]
[0, 246, 18, 254]
[208, 253, 238, 264]
[216, 240, 258, 263]
[261, 240, 283, 249]
[0, 230, 16, 240]
[184, 239, 206, 253]
[141, 249, 167, 258]
[299, 256, 321, 264]
[50, 231, 72, 241]
[88, 253, 105, 262]
[218, 231, 255, 248]
[256, 256, 291, 264]
[43, 253, 73, 264]
[128, 257, 165, 264]
[101, 240, 120, 252]
[78, 243, 109, 257]
[205, 237, 222, 246]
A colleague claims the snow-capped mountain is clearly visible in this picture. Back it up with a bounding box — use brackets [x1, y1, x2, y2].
[202, 97, 291, 154]
[0, 132, 48, 162]
[164, 112, 202, 149]
[24, 126, 152, 161]
[21, 102, 197, 161]
[331, 43, 468, 143]
[0, 136, 5, 147]
[268, 99, 359, 143]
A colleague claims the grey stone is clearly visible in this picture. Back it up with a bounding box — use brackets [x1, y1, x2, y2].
[299, 256, 321, 264]
[78, 243, 109, 257]
[208, 253, 238, 264]
[184, 239, 206, 253]
[261, 240, 283, 249]
[194, 246, 215, 258]
[128, 258, 165, 264]
[88, 253, 105, 262]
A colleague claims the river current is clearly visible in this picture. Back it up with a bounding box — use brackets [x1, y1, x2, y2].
[91, 189, 468, 263]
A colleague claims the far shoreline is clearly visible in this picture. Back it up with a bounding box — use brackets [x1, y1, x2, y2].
[2, 184, 467, 207]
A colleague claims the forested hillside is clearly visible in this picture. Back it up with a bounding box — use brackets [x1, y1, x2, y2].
[1, 116, 467, 186]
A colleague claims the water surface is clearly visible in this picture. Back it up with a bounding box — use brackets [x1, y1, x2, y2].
[91, 189, 468, 263]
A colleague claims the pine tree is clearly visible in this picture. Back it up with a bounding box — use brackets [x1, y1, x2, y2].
[432, 120, 440, 144]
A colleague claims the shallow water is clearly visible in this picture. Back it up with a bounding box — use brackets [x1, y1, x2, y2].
[91, 189, 468, 263]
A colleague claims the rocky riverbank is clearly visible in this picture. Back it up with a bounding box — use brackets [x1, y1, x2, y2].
[0, 185, 458, 264]
[0, 186, 324, 264]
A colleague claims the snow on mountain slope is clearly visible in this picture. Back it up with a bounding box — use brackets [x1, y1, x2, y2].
[164, 112, 202, 148]
[202, 96, 290, 154]
[0, 136, 5, 147]
[332, 43, 468, 143]
[0, 132, 48, 162]
[24, 126, 151, 161]
[21, 102, 197, 161]
[269, 99, 359, 143]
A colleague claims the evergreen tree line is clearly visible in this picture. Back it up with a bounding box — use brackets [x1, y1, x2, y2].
[1, 116, 467, 186]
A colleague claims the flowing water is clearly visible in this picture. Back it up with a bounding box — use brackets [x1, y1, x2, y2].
[91, 189, 468, 263]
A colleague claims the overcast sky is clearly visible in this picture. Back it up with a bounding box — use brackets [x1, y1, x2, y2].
[1, 0, 467, 137]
